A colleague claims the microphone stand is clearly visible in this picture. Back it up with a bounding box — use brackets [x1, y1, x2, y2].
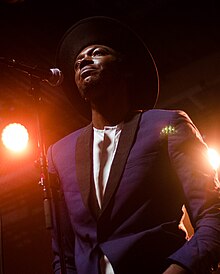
[29, 75, 67, 274]
[0, 216, 4, 274]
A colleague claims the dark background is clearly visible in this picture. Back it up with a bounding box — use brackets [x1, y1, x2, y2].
[0, 0, 220, 273]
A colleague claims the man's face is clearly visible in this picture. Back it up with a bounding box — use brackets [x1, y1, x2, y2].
[74, 44, 122, 101]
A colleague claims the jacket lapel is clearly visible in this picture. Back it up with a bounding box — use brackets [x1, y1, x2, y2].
[75, 123, 100, 218]
[100, 112, 142, 216]
[75, 112, 142, 219]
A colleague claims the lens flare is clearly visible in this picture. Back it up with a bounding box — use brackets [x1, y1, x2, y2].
[208, 148, 220, 170]
[1, 123, 29, 152]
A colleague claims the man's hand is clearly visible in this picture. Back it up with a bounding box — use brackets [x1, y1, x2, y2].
[163, 264, 189, 274]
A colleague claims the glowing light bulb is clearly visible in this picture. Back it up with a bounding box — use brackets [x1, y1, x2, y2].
[1, 123, 29, 152]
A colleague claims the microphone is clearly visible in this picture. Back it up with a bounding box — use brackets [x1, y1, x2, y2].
[0, 57, 63, 87]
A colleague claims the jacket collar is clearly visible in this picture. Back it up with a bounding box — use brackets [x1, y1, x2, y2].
[75, 111, 142, 219]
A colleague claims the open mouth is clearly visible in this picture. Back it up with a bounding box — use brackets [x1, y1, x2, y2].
[80, 68, 96, 79]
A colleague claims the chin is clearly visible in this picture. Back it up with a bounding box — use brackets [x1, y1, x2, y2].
[80, 79, 101, 98]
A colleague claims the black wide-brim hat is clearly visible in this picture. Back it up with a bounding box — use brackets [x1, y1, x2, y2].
[56, 16, 159, 120]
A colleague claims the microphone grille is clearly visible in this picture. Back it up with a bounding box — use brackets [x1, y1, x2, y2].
[49, 68, 63, 86]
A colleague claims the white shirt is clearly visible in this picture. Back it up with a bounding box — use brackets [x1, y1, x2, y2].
[93, 123, 123, 208]
[93, 123, 123, 274]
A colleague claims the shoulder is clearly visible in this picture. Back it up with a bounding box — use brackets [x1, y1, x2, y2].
[140, 109, 192, 128]
[54, 127, 83, 146]
[48, 124, 90, 156]
[141, 109, 190, 120]
[138, 109, 197, 138]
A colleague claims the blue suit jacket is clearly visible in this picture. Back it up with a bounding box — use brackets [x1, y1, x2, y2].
[47, 109, 220, 274]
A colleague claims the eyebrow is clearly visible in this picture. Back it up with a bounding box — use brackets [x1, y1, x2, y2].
[75, 46, 96, 62]
[75, 46, 112, 62]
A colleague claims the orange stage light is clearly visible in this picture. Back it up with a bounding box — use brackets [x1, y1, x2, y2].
[1, 123, 29, 153]
[208, 148, 220, 170]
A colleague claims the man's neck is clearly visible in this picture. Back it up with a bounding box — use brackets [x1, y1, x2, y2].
[89, 82, 131, 129]
[91, 97, 131, 129]
[91, 109, 128, 129]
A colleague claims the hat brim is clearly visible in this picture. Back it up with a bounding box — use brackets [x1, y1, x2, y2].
[56, 16, 159, 120]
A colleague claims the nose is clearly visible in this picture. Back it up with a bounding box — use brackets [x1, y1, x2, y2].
[79, 56, 93, 70]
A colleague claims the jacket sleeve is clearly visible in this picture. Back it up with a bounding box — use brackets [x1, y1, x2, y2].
[47, 145, 77, 274]
[168, 110, 220, 273]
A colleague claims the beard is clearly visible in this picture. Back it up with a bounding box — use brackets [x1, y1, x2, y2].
[78, 73, 100, 100]
[78, 69, 120, 102]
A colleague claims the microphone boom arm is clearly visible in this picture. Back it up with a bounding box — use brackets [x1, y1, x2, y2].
[0, 57, 63, 86]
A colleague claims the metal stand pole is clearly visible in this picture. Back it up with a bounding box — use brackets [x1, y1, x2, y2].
[0, 216, 4, 274]
[29, 76, 67, 274]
